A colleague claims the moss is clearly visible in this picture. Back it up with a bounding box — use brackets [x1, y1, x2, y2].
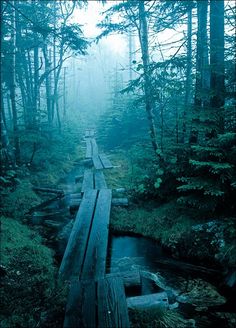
[110, 201, 195, 245]
[2, 181, 40, 218]
[0, 216, 67, 328]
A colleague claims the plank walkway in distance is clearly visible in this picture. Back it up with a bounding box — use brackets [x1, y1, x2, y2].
[64, 277, 130, 328]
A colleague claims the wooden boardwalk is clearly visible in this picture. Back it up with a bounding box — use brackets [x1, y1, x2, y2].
[60, 129, 130, 328]
[85, 137, 113, 169]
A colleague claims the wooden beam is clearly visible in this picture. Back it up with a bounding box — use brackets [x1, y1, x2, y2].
[97, 276, 130, 328]
[111, 198, 128, 206]
[99, 153, 113, 169]
[127, 292, 169, 310]
[85, 139, 92, 158]
[59, 190, 98, 280]
[92, 155, 103, 170]
[64, 280, 96, 328]
[81, 169, 94, 193]
[94, 170, 107, 189]
[32, 186, 64, 195]
[81, 189, 112, 280]
[91, 138, 98, 156]
[106, 270, 141, 288]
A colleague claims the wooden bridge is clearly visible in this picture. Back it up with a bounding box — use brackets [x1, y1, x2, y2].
[59, 129, 130, 328]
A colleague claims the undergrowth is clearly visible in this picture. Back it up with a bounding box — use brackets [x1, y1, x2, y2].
[0, 216, 67, 328]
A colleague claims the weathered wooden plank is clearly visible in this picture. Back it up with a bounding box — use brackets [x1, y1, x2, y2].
[59, 190, 98, 280]
[111, 198, 128, 206]
[64, 280, 96, 328]
[69, 197, 128, 213]
[97, 277, 130, 328]
[81, 189, 112, 280]
[89, 130, 95, 138]
[92, 155, 103, 170]
[99, 153, 113, 169]
[85, 139, 92, 158]
[91, 138, 98, 156]
[81, 169, 94, 193]
[94, 170, 107, 190]
[106, 270, 141, 288]
[127, 292, 169, 310]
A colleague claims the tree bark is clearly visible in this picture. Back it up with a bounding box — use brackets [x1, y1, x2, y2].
[138, 1, 159, 158]
[9, 1, 20, 163]
[210, 0, 225, 133]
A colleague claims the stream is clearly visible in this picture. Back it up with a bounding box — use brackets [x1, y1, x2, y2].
[31, 162, 236, 327]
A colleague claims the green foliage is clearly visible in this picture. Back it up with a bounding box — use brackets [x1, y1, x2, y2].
[177, 133, 236, 214]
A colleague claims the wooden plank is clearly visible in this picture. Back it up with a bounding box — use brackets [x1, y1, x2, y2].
[64, 280, 96, 328]
[81, 169, 94, 193]
[99, 153, 113, 169]
[92, 155, 103, 170]
[127, 292, 169, 310]
[111, 198, 128, 206]
[91, 138, 98, 156]
[106, 270, 141, 288]
[97, 276, 130, 328]
[59, 190, 98, 280]
[94, 170, 107, 190]
[85, 139, 92, 158]
[85, 130, 90, 138]
[81, 189, 112, 280]
[89, 130, 95, 137]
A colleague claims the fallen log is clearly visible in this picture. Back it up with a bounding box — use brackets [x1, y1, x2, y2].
[28, 196, 59, 214]
[106, 270, 141, 288]
[112, 198, 128, 206]
[32, 186, 64, 195]
[154, 258, 222, 276]
[127, 292, 169, 310]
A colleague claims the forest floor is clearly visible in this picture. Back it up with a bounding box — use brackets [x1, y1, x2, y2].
[1, 131, 235, 328]
[0, 127, 82, 328]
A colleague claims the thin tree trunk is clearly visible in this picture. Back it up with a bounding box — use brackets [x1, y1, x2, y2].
[182, 6, 192, 144]
[138, 1, 159, 157]
[9, 1, 20, 163]
[210, 0, 225, 133]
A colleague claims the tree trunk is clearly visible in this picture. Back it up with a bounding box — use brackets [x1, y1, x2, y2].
[190, 0, 209, 144]
[138, 1, 159, 157]
[210, 0, 225, 133]
[9, 1, 20, 163]
[182, 6, 192, 144]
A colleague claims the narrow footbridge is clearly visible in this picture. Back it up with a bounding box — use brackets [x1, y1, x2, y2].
[59, 129, 130, 328]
